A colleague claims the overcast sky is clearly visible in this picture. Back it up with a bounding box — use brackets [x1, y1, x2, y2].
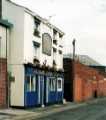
[12, 0, 106, 65]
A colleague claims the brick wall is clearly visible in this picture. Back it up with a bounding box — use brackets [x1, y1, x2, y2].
[0, 58, 7, 108]
[73, 61, 106, 102]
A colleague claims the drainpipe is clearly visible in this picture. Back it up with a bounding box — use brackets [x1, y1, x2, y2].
[72, 39, 76, 101]
[72, 39, 76, 61]
[6, 27, 9, 108]
[0, 37, 1, 81]
[41, 76, 45, 108]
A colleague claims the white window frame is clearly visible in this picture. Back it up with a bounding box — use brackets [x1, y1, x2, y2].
[26, 75, 37, 92]
[34, 46, 38, 57]
[57, 78, 63, 92]
[31, 76, 36, 92]
[34, 20, 40, 31]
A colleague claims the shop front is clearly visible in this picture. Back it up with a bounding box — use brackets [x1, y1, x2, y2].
[24, 64, 64, 107]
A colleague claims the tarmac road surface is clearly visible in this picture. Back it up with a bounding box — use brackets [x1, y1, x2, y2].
[36, 100, 106, 120]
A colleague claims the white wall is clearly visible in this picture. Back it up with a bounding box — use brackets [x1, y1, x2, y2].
[24, 11, 64, 69]
[1, 0, 64, 107]
[53, 32, 63, 69]
[24, 12, 53, 67]
[24, 12, 41, 64]
[10, 65, 24, 106]
[2, 0, 25, 64]
[2, 0, 25, 106]
[0, 26, 7, 58]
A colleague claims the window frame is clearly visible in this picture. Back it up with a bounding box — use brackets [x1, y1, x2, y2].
[57, 78, 63, 92]
[25, 75, 37, 92]
[49, 77, 56, 92]
[31, 76, 37, 92]
[25, 75, 31, 92]
[33, 18, 41, 37]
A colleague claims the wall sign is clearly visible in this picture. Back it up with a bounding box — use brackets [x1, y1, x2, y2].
[42, 33, 52, 56]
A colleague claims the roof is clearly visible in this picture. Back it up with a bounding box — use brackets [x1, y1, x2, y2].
[64, 54, 102, 66]
[6, 0, 65, 35]
[0, 19, 13, 28]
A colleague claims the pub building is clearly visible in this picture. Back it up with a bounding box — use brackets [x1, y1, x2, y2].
[1, 0, 65, 107]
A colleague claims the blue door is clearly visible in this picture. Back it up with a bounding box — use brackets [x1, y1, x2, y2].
[39, 75, 47, 106]
[39, 76, 44, 106]
[47, 77, 57, 104]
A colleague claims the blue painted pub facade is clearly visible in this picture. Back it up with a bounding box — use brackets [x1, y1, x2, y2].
[24, 64, 64, 107]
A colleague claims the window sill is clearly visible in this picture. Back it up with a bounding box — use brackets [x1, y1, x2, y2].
[33, 34, 41, 38]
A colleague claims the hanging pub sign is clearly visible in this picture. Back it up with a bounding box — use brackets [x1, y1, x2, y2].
[42, 33, 52, 56]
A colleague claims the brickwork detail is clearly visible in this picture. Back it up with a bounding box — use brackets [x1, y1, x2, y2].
[74, 62, 106, 102]
[0, 58, 7, 108]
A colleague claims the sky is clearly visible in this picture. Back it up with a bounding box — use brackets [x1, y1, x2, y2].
[12, 0, 106, 65]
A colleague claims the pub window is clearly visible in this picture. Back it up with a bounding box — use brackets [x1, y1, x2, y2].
[26, 76, 30, 92]
[53, 48, 57, 62]
[31, 76, 36, 91]
[57, 78, 62, 91]
[33, 41, 40, 60]
[53, 29, 57, 40]
[49, 78, 56, 91]
[33, 17, 41, 37]
[59, 33, 63, 38]
[33, 46, 39, 60]
[26, 75, 37, 92]
[53, 40, 57, 45]
[59, 50, 62, 54]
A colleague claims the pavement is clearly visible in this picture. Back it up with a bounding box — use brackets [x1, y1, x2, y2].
[0, 97, 106, 120]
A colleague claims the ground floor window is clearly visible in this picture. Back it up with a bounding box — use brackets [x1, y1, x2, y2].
[49, 77, 56, 92]
[26, 76, 30, 92]
[25, 75, 38, 92]
[31, 76, 37, 91]
[57, 78, 63, 91]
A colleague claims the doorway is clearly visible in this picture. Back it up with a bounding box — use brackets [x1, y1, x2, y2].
[94, 90, 97, 98]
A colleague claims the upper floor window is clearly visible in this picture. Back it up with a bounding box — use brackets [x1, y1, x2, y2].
[53, 47, 57, 60]
[53, 40, 57, 45]
[53, 48, 57, 67]
[53, 29, 57, 40]
[33, 41, 40, 63]
[59, 50, 62, 55]
[33, 17, 41, 37]
[59, 33, 63, 38]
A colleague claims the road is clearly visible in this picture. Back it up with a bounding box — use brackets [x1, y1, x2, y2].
[36, 100, 106, 120]
[0, 113, 14, 120]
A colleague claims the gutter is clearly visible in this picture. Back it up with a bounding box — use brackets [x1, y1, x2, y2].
[6, 27, 9, 108]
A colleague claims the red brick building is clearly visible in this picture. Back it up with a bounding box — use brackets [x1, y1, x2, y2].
[0, 58, 7, 107]
[64, 58, 106, 102]
[0, 20, 12, 108]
